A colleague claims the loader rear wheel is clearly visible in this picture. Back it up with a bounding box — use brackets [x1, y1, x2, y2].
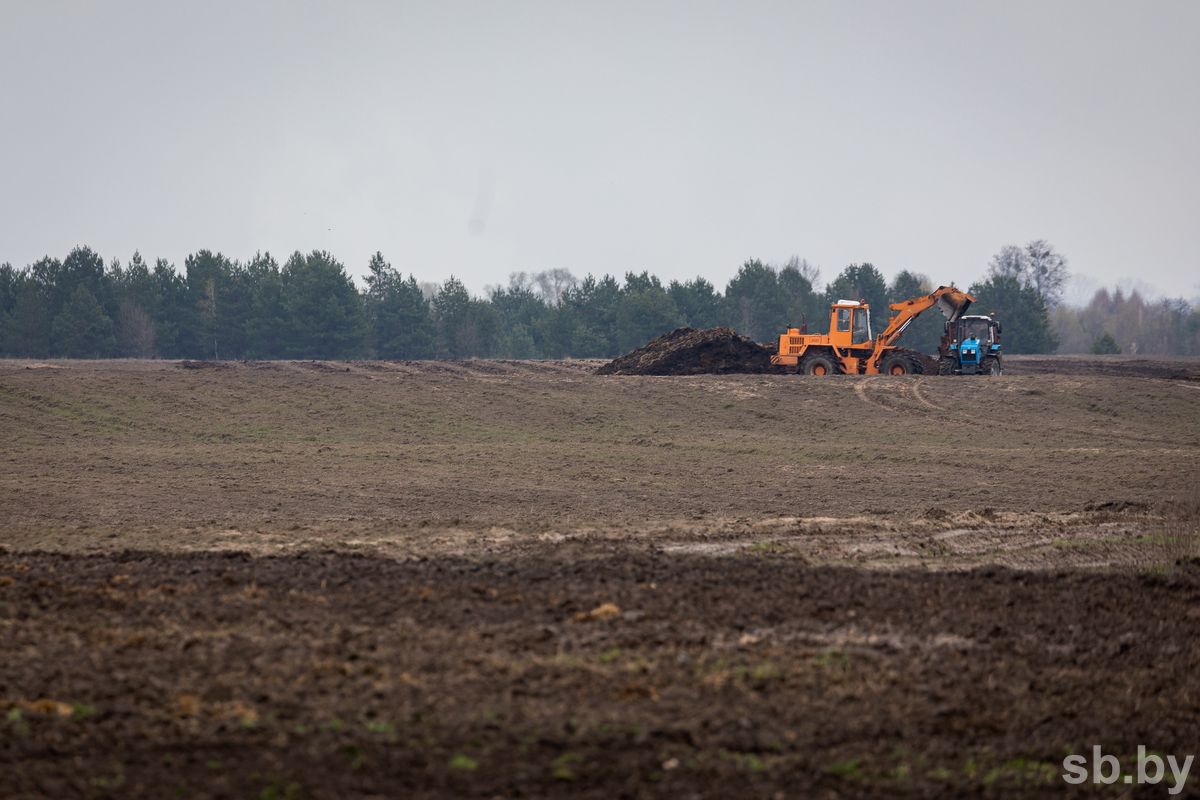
[801, 354, 837, 376]
[879, 354, 915, 376]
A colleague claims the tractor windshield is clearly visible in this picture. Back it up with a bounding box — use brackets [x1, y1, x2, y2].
[961, 318, 993, 343]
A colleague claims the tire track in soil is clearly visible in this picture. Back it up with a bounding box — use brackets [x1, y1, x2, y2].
[910, 380, 946, 412]
[852, 377, 893, 412]
[856, 376, 945, 417]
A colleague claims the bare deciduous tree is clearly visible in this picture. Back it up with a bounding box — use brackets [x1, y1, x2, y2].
[1024, 239, 1068, 306]
[987, 240, 1069, 306]
[782, 255, 820, 286]
[532, 268, 578, 306]
[507, 271, 535, 293]
[116, 300, 156, 357]
[988, 244, 1027, 281]
[418, 281, 439, 301]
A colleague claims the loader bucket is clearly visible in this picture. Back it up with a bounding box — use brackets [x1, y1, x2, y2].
[935, 291, 972, 323]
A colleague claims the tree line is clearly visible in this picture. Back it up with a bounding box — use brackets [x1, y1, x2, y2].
[0, 242, 1194, 360]
[1052, 290, 1199, 356]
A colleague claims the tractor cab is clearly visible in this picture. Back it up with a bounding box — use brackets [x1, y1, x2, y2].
[958, 315, 999, 345]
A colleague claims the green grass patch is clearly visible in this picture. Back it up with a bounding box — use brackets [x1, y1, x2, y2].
[981, 758, 1059, 786]
[258, 780, 301, 800]
[721, 750, 768, 774]
[825, 758, 862, 779]
[448, 754, 479, 772]
[552, 752, 582, 781]
[71, 703, 98, 720]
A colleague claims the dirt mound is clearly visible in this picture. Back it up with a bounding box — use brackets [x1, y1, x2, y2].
[597, 327, 773, 375]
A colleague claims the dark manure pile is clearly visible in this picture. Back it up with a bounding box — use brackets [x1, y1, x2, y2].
[597, 327, 774, 375]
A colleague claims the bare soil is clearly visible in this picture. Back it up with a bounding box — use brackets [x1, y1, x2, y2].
[1005, 353, 1200, 381]
[3, 357, 1197, 550]
[3, 550, 1198, 799]
[1, 357, 1198, 798]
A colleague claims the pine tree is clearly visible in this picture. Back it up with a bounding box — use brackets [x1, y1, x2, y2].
[614, 272, 683, 352]
[243, 252, 285, 358]
[559, 275, 621, 357]
[1, 283, 53, 357]
[968, 275, 1058, 353]
[432, 277, 474, 358]
[0, 263, 18, 319]
[1091, 332, 1120, 354]
[365, 252, 435, 358]
[777, 261, 822, 333]
[51, 285, 115, 357]
[723, 260, 781, 340]
[825, 264, 889, 326]
[182, 250, 238, 359]
[668, 277, 723, 329]
[279, 250, 365, 359]
[887, 270, 942, 353]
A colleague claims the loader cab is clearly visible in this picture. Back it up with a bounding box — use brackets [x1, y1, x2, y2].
[831, 300, 872, 346]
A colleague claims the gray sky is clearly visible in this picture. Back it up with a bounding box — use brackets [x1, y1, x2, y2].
[2, 0, 1197, 299]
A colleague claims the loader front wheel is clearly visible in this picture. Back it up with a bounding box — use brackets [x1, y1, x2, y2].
[801, 354, 837, 376]
[879, 354, 914, 375]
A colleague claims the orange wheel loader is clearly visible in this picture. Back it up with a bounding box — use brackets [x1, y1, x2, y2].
[770, 286, 975, 375]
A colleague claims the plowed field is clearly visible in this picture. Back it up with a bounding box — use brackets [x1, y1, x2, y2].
[1, 357, 1197, 798]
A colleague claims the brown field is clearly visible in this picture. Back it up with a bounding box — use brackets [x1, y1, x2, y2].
[1, 356, 1198, 797]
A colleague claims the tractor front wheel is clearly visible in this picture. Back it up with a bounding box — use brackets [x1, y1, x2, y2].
[801, 354, 837, 376]
[984, 357, 1003, 376]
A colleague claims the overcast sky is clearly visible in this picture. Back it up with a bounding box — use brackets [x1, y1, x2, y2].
[2, 0, 1197, 300]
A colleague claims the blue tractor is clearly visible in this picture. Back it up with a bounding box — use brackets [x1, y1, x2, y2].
[938, 314, 1002, 375]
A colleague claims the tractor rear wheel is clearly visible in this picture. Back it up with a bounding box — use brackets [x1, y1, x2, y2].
[879, 354, 915, 376]
[801, 354, 837, 376]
